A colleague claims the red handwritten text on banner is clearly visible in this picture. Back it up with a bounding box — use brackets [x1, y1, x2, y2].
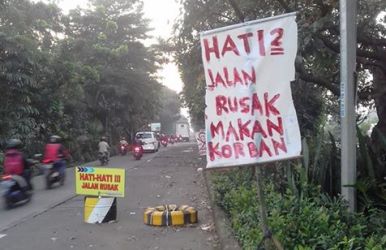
[200, 14, 301, 168]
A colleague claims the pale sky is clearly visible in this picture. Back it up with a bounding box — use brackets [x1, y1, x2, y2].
[51, 0, 184, 94]
[142, 0, 184, 94]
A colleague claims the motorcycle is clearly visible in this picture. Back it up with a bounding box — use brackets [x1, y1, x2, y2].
[98, 151, 109, 165]
[43, 161, 65, 189]
[1, 174, 32, 209]
[30, 154, 44, 177]
[161, 138, 168, 147]
[132, 144, 144, 160]
[119, 144, 128, 156]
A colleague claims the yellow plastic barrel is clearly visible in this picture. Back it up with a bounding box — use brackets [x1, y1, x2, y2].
[144, 204, 198, 226]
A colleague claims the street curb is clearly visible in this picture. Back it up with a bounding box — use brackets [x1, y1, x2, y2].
[202, 166, 241, 250]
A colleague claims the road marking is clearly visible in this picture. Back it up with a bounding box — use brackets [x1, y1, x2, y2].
[0, 234, 7, 239]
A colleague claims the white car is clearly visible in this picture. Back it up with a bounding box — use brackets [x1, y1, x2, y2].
[135, 131, 159, 152]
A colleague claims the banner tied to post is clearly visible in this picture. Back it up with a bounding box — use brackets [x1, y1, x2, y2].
[200, 13, 301, 168]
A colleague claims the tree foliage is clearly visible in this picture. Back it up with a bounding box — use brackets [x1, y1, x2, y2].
[0, 0, 180, 162]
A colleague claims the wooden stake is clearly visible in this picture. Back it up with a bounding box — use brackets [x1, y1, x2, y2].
[255, 166, 284, 250]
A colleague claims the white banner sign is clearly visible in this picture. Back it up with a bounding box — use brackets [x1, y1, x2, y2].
[200, 13, 301, 168]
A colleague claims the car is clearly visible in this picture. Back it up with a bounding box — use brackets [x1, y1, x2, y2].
[135, 131, 159, 153]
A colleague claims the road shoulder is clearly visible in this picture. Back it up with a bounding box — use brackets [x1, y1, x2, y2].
[200, 159, 241, 250]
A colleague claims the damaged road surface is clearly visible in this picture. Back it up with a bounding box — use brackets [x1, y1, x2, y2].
[0, 143, 219, 250]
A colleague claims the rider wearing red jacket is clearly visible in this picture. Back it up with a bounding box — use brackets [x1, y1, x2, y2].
[2, 139, 32, 191]
[42, 135, 68, 176]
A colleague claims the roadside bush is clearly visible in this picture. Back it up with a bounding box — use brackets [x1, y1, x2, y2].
[211, 169, 386, 249]
[212, 169, 260, 249]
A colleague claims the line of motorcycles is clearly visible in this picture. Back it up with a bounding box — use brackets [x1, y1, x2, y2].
[1, 155, 65, 210]
[117, 144, 144, 161]
[98, 143, 145, 166]
[116, 135, 180, 161]
[165, 135, 184, 145]
[160, 135, 184, 147]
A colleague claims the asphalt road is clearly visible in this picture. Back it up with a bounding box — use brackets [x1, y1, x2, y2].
[0, 142, 218, 250]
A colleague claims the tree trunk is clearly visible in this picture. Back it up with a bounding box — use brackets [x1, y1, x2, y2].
[371, 66, 386, 171]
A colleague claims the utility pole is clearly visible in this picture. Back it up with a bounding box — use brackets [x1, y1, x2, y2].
[340, 0, 357, 212]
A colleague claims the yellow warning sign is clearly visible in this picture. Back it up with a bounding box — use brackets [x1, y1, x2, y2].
[75, 167, 125, 197]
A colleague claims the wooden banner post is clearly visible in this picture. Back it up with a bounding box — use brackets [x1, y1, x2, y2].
[199, 13, 301, 250]
[255, 166, 283, 250]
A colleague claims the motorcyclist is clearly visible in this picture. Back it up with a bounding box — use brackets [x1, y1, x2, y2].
[120, 137, 128, 147]
[160, 134, 168, 145]
[42, 135, 67, 178]
[98, 136, 110, 159]
[119, 137, 129, 152]
[132, 135, 144, 157]
[2, 138, 33, 191]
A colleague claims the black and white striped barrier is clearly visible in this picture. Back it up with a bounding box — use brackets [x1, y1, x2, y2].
[84, 196, 117, 223]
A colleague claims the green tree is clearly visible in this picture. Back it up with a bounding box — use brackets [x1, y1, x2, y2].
[62, 0, 163, 143]
[0, 0, 172, 163]
[0, 0, 63, 149]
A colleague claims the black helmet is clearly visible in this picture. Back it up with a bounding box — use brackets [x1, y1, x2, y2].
[49, 135, 62, 143]
[6, 138, 22, 149]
